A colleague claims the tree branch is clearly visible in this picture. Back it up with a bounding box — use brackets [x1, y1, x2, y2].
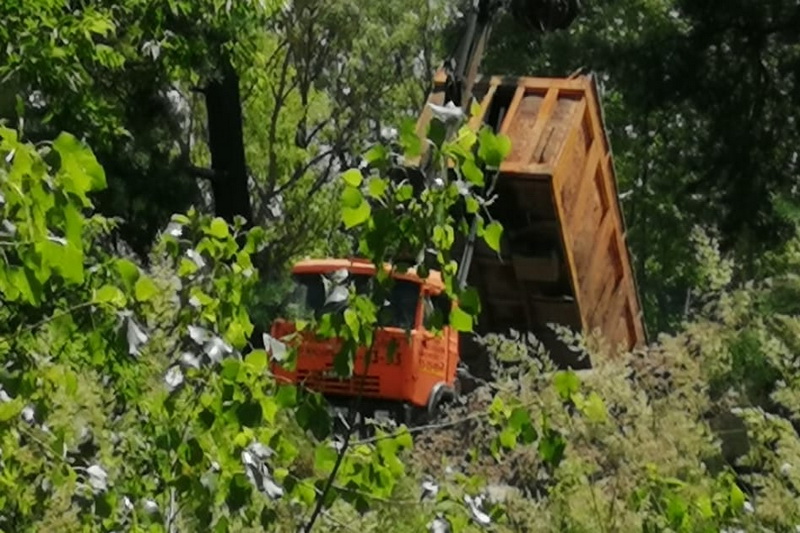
[188, 165, 219, 181]
[273, 149, 335, 196]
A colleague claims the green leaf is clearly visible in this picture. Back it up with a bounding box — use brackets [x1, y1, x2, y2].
[449, 306, 473, 332]
[465, 196, 480, 214]
[364, 145, 389, 168]
[225, 320, 250, 350]
[342, 168, 363, 187]
[553, 370, 580, 400]
[538, 429, 566, 468]
[0, 398, 23, 422]
[115, 259, 140, 289]
[344, 308, 360, 338]
[478, 128, 512, 168]
[666, 494, 687, 526]
[458, 287, 481, 316]
[275, 385, 297, 408]
[342, 202, 371, 229]
[729, 483, 746, 511]
[44, 241, 84, 285]
[221, 359, 241, 382]
[9, 267, 42, 306]
[207, 217, 229, 239]
[456, 126, 477, 151]
[483, 221, 503, 252]
[314, 445, 338, 475]
[63, 203, 84, 246]
[461, 158, 484, 186]
[342, 186, 363, 209]
[94, 284, 126, 307]
[499, 426, 517, 449]
[395, 184, 414, 202]
[367, 177, 388, 199]
[245, 349, 268, 373]
[508, 407, 538, 444]
[696, 495, 714, 519]
[399, 118, 422, 158]
[582, 392, 608, 423]
[508, 407, 531, 430]
[428, 119, 447, 148]
[395, 427, 413, 449]
[53, 132, 106, 196]
[134, 276, 158, 302]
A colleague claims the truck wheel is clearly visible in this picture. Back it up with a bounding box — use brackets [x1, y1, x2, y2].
[426, 383, 456, 420]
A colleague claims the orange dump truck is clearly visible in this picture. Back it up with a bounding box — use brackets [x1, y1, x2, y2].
[268, 74, 646, 418]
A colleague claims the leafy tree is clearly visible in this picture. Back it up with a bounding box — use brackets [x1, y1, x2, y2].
[0, 0, 449, 262]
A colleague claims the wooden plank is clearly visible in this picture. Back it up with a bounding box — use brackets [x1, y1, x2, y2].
[580, 213, 615, 314]
[594, 153, 643, 344]
[566, 138, 602, 227]
[409, 89, 446, 167]
[595, 272, 628, 335]
[468, 82, 498, 130]
[499, 85, 526, 134]
[469, 74, 592, 92]
[568, 120, 603, 224]
[549, 164, 588, 333]
[550, 99, 588, 210]
[500, 161, 553, 176]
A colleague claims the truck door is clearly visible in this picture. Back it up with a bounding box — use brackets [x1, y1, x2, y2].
[419, 293, 450, 381]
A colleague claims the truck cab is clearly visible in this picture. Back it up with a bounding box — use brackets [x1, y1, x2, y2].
[269, 259, 460, 422]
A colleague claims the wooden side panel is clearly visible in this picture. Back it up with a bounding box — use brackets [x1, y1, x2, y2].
[569, 81, 645, 351]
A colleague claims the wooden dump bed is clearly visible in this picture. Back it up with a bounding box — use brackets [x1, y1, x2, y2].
[416, 73, 647, 367]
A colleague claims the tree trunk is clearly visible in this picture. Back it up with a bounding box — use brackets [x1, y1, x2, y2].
[204, 57, 253, 225]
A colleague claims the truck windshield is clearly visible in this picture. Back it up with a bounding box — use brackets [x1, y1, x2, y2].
[288, 273, 420, 330]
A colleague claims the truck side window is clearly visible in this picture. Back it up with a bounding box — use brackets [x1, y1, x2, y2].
[423, 293, 451, 329]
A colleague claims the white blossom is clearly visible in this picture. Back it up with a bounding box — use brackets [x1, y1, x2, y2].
[263, 333, 288, 362]
[143, 499, 159, 514]
[241, 442, 283, 500]
[164, 366, 184, 391]
[180, 351, 202, 369]
[21, 405, 35, 424]
[164, 222, 183, 238]
[427, 101, 465, 124]
[420, 477, 439, 501]
[86, 464, 108, 492]
[464, 494, 491, 526]
[188, 325, 212, 345]
[126, 317, 148, 357]
[122, 496, 134, 512]
[204, 336, 233, 364]
[186, 249, 206, 269]
[428, 514, 452, 533]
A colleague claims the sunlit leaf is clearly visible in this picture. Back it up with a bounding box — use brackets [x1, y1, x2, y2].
[483, 221, 503, 252]
[342, 168, 363, 187]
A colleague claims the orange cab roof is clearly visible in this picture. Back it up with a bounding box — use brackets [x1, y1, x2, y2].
[292, 258, 445, 292]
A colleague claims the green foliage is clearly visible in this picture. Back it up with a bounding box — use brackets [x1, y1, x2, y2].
[0, 128, 435, 531]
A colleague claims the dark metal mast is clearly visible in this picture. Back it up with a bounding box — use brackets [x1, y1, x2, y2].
[426, 0, 580, 290]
